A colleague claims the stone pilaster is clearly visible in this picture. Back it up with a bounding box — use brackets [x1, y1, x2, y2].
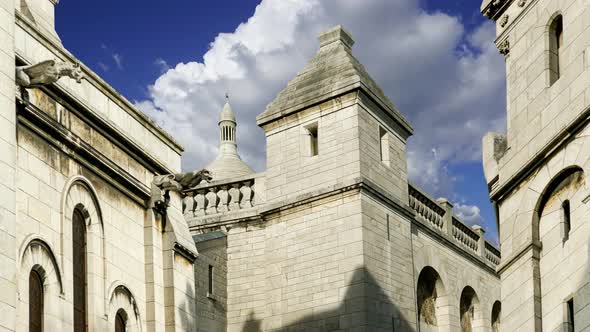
[0, 0, 16, 330]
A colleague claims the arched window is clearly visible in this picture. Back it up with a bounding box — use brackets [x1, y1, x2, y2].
[115, 309, 127, 332]
[549, 15, 563, 85]
[72, 209, 87, 332]
[416, 266, 449, 329]
[491, 301, 501, 332]
[460, 286, 480, 332]
[29, 269, 43, 332]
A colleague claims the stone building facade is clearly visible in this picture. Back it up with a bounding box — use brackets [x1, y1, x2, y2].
[481, 0, 590, 331]
[1, 0, 199, 331]
[185, 26, 502, 331]
[0, 2, 507, 332]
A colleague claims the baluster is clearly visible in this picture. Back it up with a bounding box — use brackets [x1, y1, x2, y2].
[229, 184, 241, 211]
[195, 190, 206, 216]
[217, 185, 229, 212]
[240, 181, 253, 208]
[206, 188, 219, 214]
[183, 194, 195, 218]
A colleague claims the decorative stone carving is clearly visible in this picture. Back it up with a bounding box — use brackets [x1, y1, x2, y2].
[16, 60, 83, 104]
[497, 39, 510, 56]
[500, 14, 509, 28]
[518, 0, 527, 7]
[149, 169, 212, 215]
[16, 60, 83, 87]
[482, 0, 507, 19]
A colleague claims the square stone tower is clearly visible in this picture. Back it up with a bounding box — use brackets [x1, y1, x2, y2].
[482, 0, 590, 330]
[250, 25, 418, 330]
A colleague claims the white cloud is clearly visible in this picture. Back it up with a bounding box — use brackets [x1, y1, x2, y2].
[112, 53, 123, 69]
[137, 0, 506, 202]
[453, 202, 483, 227]
[97, 62, 109, 72]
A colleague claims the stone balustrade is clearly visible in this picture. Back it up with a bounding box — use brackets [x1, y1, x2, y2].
[182, 176, 257, 218]
[408, 186, 445, 230]
[408, 183, 501, 266]
[452, 218, 479, 253]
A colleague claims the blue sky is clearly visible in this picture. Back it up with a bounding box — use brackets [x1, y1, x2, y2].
[56, 0, 505, 242]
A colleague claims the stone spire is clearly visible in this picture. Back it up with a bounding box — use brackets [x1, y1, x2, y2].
[205, 97, 254, 181]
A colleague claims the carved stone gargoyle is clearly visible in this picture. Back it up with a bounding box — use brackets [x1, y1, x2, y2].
[149, 169, 212, 216]
[16, 60, 84, 103]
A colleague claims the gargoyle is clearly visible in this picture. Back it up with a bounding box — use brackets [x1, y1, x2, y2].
[149, 169, 212, 215]
[16, 60, 84, 103]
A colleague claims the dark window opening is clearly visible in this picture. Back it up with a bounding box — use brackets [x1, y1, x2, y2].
[29, 269, 43, 332]
[549, 15, 563, 85]
[115, 309, 127, 332]
[567, 298, 574, 331]
[73, 209, 87, 332]
[307, 124, 318, 156]
[208, 265, 214, 295]
[563, 200, 571, 241]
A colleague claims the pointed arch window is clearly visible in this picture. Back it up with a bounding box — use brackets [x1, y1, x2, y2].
[72, 209, 87, 332]
[29, 269, 43, 332]
[549, 15, 563, 85]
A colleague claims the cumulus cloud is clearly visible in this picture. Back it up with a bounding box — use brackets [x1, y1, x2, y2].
[453, 202, 483, 227]
[137, 0, 506, 202]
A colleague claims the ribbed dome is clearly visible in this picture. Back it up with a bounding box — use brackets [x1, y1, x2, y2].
[219, 101, 236, 123]
[205, 154, 254, 180]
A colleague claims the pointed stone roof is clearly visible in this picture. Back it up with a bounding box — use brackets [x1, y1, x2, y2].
[256, 25, 413, 137]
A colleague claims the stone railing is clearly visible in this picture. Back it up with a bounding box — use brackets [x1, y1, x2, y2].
[452, 218, 479, 254]
[485, 242, 501, 265]
[182, 176, 257, 218]
[408, 186, 445, 230]
[408, 183, 501, 267]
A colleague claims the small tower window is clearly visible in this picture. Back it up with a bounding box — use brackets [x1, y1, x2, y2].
[208, 265, 214, 295]
[379, 126, 390, 166]
[549, 15, 563, 85]
[562, 199, 571, 241]
[305, 123, 319, 157]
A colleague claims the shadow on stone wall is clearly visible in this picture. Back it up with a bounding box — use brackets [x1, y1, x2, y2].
[241, 266, 413, 331]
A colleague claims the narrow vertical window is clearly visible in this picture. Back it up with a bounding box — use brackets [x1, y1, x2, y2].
[29, 270, 43, 332]
[566, 298, 574, 331]
[386, 214, 390, 241]
[549, 15, 563, 85]
[72, 209, 87, 332]
[306, 123, 319, 157]
[208, 265, 214, 295]
[379, 126, 390, 165]
[563, 199, 571, 241]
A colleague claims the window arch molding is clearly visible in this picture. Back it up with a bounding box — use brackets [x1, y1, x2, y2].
[17, 236, 64, 331]
[107, 283, 143, 332]
[547, 12, 564, 85]
[60, 175, 108, 325]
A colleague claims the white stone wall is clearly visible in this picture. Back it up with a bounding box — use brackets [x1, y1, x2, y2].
[262, 92, 361, 203]
[0, 0, 17, 330]
[495, 0, 590, 187]
[14, 19, 182, 173]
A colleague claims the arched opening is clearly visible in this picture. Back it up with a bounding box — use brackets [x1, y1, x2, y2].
[460, 286, 481, 332]
[562, 199, 571, 241]
[549, 14, 563, 85]
[491, 301, 501, 332]
[29, 269, 43, 332]
[417, 266, 449, 330]
[72, 208, 87, 332]
[115, 309, 128, 332]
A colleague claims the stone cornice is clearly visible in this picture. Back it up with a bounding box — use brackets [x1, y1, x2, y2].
[173, 242, 199, 263]
[15, 13, 184, 154]
[17, 100, 151, 206]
